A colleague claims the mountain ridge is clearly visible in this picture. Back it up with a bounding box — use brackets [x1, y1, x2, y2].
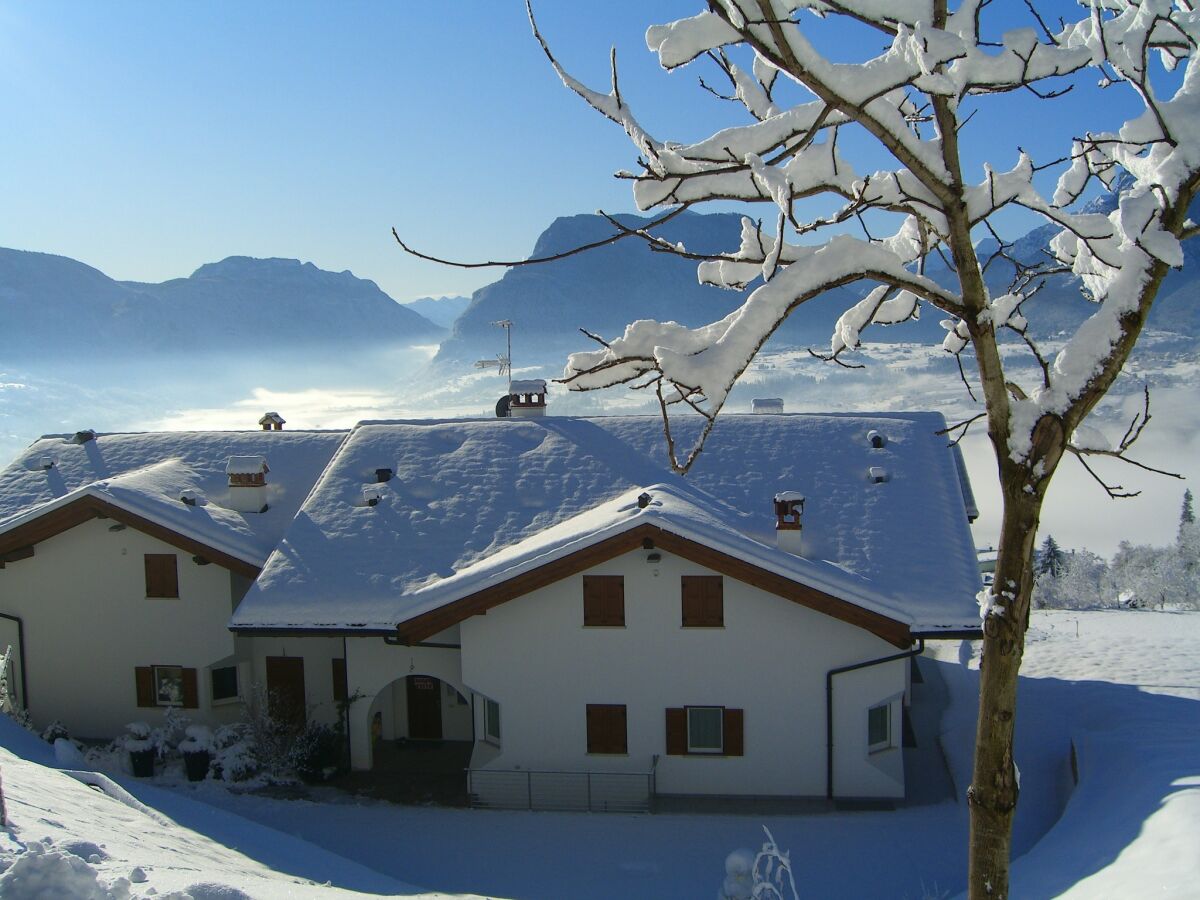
[0, 248, 443, 359]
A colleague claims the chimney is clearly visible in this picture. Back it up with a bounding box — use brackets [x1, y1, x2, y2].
[226, 456, 269, 513]
[773, 492, 805, 555]
[752, 398, 784, 414]
[867, 429, 887, 449]
[507, 380, 548, 418]
[72, 429, 96, 444]
[258, 412, 286, 431]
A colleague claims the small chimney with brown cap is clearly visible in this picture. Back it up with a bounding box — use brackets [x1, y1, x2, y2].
[773, 491, 805, 556]
[226, 456, 269, 513]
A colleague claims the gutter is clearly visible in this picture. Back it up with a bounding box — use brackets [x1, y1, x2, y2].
[825, 638, 924, 800]
[0, 612, 29, 710]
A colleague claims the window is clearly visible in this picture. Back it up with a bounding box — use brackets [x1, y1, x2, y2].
[868, 702, 893, 752]
[155, 666, 184, 705]
[135, 665, 198, 709]
[687, 707, 723, 753]
[583, 575, 625, 626]
[681, 575, 723, 627]
[586, 704, 628, 754]
[210, 665, 239, 703]
[484, 698, 501, 744]
[665, 706, 744, 756]
[144, 554, 179, 598]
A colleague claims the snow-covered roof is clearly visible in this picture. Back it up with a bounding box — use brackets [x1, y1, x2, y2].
[508, 379, 547, 394]
[0, 431, 346, 567]
[232, 414, 982, 635]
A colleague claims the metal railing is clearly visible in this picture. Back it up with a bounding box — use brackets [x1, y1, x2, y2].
[468, 755, 658, 813]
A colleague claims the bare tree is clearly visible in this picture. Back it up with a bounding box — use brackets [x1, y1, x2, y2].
[528, 3, 1198, 898]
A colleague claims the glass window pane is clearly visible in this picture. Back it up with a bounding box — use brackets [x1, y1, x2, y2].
[688, 707, 723, 751]
[868, 704, 890, 747]
[211, 666, 239, 701]
[485, 699, 501, 741]
[154, 666, 183, 706]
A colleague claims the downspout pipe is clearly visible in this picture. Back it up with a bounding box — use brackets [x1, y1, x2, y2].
[826, 638, 924, 800]
[0, 612, 28, 710]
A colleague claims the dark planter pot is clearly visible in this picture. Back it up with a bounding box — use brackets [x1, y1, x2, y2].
[183, 750, 211, 782]
[129, 748, 155, 778]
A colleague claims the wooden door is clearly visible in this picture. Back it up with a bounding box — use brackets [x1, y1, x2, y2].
[266, 656, 306, 732]
[406, 675, 443, 740]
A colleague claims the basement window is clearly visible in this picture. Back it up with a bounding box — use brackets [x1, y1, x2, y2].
[210, 665, 240, 704]
[484, 698, 501, 745]
[868, 702, 894, 753]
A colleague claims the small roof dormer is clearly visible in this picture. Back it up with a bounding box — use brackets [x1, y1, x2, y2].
[259, 412, 286, 431]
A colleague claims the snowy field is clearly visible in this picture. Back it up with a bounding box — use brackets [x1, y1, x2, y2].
[1, 609, 1197, 898]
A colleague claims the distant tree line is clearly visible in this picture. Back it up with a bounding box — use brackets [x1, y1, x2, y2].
[1033, 491, 1198, 610]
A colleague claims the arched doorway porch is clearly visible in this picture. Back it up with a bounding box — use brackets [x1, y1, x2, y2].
[357, 673, 473, 805]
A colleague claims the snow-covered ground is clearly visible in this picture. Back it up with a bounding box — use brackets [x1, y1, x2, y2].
[1, 609, 1196, 898]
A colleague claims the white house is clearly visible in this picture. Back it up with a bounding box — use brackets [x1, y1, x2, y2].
[227, 412, 982, 804]
[0, 427, 345, 738]
[0, 411, 981, 805]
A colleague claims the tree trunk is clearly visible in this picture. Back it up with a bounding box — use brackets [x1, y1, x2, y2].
[967, 463, 1051, 898]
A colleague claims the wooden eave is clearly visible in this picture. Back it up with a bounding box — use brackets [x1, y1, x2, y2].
[394, 522, 912, 648]
[0, 494, 261, 579]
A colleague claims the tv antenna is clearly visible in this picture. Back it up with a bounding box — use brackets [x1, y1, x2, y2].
[473, 319, 513, 391]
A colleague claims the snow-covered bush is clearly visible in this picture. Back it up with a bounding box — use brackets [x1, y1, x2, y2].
[178, 724, 214, 755]
[121, 722, 153, 754]
[719, 828, 798, 900]
[41, 720, 70, 744]
[287, 721, 344, 783]
[210, 723, 258, 782]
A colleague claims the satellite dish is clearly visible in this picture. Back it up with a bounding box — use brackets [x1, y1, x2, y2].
[495, 395, 512, 418]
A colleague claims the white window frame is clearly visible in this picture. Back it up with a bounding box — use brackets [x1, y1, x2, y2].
[483, 697, 501, 745]
[867, 700, 896, 753]
[153, 665, 184, 707]
[686, 706, 724, 754]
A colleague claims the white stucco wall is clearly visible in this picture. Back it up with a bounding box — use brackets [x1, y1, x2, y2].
[0, 518, 242, 738]
[459, 549, 908, 799]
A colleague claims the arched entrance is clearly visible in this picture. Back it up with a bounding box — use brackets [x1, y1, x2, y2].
[360, 674, 474, 805]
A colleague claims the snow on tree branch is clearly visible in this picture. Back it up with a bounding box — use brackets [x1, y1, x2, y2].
[543, 0, 1200, 472]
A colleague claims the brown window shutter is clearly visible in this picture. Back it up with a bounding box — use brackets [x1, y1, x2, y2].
[135, 667, 155, 707]
[332, 658, 348, 704]
[144, 554, 179, 598]
[181, 668, 199, 709]
[666, 707, 686, 755]
[613, 705, 627, 754]
[682, 576, 723, 626]
[586, 704, 627, 754]
[583, 575, 624, 626]
[723, 708, 744, 756]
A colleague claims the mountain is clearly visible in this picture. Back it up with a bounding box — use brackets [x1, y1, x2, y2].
[402, 295, 471, 329]
[437, 191, 1200, 374]
[0, 250, 443, 359]
[432, 211, 874, 370]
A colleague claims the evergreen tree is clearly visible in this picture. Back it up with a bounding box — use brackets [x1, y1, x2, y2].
[1037, 535, 1065, 579]
[1180, 489, 1195, 536]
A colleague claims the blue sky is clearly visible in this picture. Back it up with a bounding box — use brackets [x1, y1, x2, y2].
[0, 1, 1156, 302]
